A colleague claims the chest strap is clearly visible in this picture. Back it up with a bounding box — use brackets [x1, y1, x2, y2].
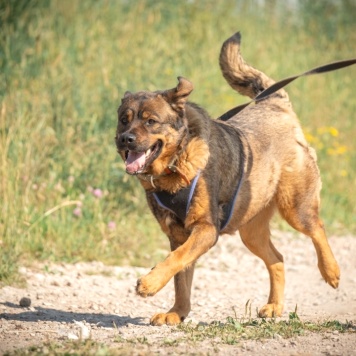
[153, 171, 244, 231]
[153, 172, 200, 223]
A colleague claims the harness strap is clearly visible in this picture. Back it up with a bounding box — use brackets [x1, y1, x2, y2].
[153, 172, 200, 222]
[220, 169, 244, 230]
[153, 170, 244, 231]
[218, 58, 356, 121]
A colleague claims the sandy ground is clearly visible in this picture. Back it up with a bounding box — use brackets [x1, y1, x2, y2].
[1, 230, 356, 355]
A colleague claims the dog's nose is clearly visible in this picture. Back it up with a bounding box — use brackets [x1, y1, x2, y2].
[120, 132, 136, 145]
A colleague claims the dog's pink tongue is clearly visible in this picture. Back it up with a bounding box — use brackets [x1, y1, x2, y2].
[125, 151, 146, 174]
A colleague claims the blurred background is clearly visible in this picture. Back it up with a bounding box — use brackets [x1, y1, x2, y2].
[1, 0, 355, 285]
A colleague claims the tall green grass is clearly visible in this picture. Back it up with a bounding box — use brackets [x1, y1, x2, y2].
[1, 0, 355, 284]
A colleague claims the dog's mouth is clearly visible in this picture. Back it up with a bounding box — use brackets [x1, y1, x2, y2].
[124, 140, 163, 175]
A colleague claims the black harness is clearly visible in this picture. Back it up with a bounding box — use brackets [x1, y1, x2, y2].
[153, 171, 243, 231]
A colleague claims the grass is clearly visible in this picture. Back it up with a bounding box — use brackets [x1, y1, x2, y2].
[177, 306, 352, 345]
[1, 0, 356, 284]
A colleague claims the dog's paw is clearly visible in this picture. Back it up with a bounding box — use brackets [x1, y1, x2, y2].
[258, 303, 283, 318]
[150, 312, 183, 326]
[136, 276, 156, 297]
[136, 272, 166, 298]
[318, 260, 340, 289]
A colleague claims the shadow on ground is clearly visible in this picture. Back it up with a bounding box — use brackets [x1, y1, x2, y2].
[0, 302, 145, 327]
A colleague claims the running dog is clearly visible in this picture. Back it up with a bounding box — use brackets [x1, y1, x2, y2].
[115, 32, 340, 325]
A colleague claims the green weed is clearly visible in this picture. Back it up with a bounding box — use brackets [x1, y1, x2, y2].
[178, 308, 353, 345]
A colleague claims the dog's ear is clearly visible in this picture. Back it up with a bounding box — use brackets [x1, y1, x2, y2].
[121, 91, 132, 103]
[163, 77, 194, 112]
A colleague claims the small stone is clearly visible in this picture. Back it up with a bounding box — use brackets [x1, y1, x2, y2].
[67, 332, 79, 340]
[19, 297, 31, 307]
[73, 320, 91, 340]
[19, 267, 27, 274]
[273, 333, 283, 340]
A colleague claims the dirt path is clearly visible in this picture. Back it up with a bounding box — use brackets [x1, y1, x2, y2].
[1, 231, 356, 355]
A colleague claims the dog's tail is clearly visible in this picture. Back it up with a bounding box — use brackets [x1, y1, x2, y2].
[219, 32, 288, 100]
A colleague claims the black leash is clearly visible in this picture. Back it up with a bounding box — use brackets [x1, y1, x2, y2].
[218, 58, 356, 121]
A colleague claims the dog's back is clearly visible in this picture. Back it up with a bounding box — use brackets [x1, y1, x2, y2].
[218, 33, 316, 229]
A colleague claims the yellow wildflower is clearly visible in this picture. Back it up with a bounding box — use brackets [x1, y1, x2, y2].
[328, 127, 339, 137]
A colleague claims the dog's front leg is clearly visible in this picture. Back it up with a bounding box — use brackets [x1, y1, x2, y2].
[136, 222, 217, 325]
[150, 263, 195, 326]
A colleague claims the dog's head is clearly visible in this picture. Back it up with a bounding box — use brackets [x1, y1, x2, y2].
[116, 77, 193, 176]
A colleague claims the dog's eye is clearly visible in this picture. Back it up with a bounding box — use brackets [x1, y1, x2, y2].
[120, 117, 128, 125]
[146, 118, 157, 126]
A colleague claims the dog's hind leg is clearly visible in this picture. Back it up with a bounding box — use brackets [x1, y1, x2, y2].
[296, 218, 339, 288]
[239, 203, 285, 318]
[150, 264, 195, 326]
[276, 174, 340, 289]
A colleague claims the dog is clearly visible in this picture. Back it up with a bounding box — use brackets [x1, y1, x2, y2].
[115, 32, 340, 326]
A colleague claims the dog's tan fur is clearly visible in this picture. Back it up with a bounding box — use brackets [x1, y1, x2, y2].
[115, 32, 340, 325]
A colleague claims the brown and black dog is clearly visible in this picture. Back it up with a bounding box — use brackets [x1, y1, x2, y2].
[115, 32, 340, 326]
